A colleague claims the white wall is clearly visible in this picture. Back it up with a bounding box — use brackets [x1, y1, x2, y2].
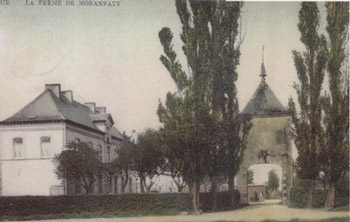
[149, 174, 178, 193]
[0, 123, 65, 196]
[65, 123, 120, 163]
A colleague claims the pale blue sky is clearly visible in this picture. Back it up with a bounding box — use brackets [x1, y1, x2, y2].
[0, 1, 327, 144]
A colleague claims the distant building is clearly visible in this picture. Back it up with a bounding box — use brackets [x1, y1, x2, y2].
[0, 84, 139, 196]
[149, 172, 179, 193]
[247, 185, 267, 201]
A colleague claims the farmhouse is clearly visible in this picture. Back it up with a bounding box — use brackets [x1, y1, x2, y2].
[0, 84, 139, 196]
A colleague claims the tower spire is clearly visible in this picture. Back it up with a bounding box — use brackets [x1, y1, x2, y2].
[260, 45, 267, 81]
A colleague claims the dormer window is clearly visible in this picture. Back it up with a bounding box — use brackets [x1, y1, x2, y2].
[13, 137, 24, 159]
[41, 136, 51, 157]
[106, 126, 111, 143]
[106, 146, 111, 162]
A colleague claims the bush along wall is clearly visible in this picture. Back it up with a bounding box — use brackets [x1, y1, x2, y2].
[0, 190, 240, 219]
[0, 193, 190, 219]
[289, 187, 327, 208]
[199, 190, 241, 212]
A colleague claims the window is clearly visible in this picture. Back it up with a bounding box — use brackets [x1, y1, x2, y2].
[97, 145, 102, 161]
[106, 146, 110, 162]
[113, 148, 118, 160]
[13, 137, 24, 158]
[40, 136, 51, 157]
[106, 126, 111, 143]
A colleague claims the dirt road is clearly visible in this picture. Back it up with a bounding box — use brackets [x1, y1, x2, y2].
[32, 201, 348, 222]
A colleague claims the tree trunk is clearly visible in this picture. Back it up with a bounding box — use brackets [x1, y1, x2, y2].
[228, 176, 236, 208]
[324, 182, 336, 210]
[121, 177, 125, 193]
[211, 175, 218, 211]
[307, 187, 313, 208]
[196, 178, 200, 212]
[190, 180, 200, 215]
[140, 177, 145, 193]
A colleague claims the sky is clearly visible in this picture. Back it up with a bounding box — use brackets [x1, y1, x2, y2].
[0, 1, 327, 140]
[249, 164, 282, 191]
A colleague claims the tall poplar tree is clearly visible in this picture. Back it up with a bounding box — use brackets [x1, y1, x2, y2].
[288, 2, 328, 208]
[321, 2, 349, 210]
[157, 0, 249, 213]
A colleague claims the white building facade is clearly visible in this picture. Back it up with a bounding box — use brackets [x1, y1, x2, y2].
[0, 84, 131, 196]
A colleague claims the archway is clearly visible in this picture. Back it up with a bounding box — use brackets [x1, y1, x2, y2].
[246, 164, 283, 204]
[235, 115, 295, 205]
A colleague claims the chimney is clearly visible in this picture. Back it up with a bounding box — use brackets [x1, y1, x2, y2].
[45, 84, 61, 98]
[95, 107, 106, 114]
[84, 102, 96, 113]
[62, 90, 73, 102]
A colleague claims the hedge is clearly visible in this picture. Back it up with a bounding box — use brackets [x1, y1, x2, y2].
[289, 187, 349, 208]
[200, 190, 240, 211]
[0, 190, 240, 219]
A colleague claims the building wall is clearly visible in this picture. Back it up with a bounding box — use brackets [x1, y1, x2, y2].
[0, 123, 65, 196]
[236, 115, 294, 205]
[248, 185, 267, 201]
[65, 123, 123, 194]
[149, 174, 178, 193]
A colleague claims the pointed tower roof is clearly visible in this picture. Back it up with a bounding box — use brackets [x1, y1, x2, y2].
[242, 47, 287, 116]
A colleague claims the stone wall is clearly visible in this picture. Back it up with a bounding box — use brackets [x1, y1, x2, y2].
[236, 115, 294, 205]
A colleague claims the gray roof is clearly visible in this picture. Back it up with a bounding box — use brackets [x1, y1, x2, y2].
[1, 90, 123, 140]
[242, 80, 287, 115]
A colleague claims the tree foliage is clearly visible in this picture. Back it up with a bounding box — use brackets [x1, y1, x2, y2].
[288, 2, 328, 183]
[247, 169, 254, 185]
[111, 133, 134, 193]
[321, 2, 349, 210]
[54, 142, 102, 194]
[267, 169, 279, 193]
[158, 0, 250, 213]
[132, 129, 166, 193]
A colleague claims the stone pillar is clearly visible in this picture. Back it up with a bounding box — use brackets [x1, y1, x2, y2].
[237, 167, 248, 204]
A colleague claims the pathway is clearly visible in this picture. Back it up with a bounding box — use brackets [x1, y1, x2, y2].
[32, 201, 348, 222]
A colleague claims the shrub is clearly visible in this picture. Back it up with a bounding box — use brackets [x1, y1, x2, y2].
[199, 190, 240, 211]
[0, 193, 190, 218]
[0, 191, 240, 219]
[289, 187, 327, 208]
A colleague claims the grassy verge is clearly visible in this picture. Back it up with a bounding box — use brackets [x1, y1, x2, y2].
[0, 210, 184, 221]
[328, 205, 349, 212]
[214, 217, 350, 222]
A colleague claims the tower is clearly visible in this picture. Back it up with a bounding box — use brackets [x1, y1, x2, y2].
[236, 47, 294, 205]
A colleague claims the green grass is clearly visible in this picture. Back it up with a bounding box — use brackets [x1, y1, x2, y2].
[328, 205, 349, 212]
[0, 210, 186, 221]
[214, 217, 350, 222]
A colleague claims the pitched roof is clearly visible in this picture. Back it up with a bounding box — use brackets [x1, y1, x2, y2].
[242, 80, 287, 116]
[1, 89, 123, 140]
